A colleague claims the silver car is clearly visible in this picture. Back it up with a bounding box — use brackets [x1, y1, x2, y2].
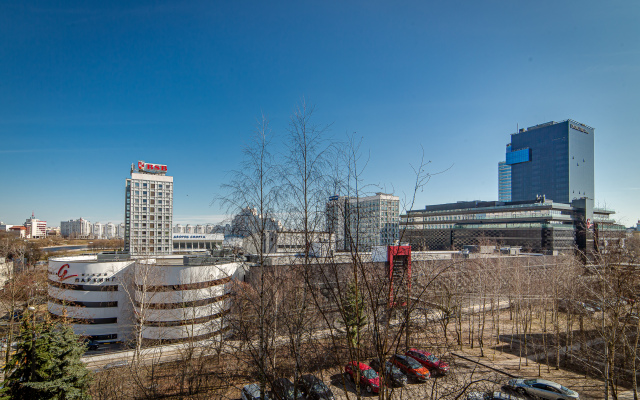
[241, 383, 271, 400]
[508, 378, 579, 400]
[466, 391, 523, 400]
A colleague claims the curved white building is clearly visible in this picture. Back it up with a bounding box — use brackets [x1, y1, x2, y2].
[48, 254, 134, 342]
[48, 253, 244, 343]
[134, 257, 242, 342]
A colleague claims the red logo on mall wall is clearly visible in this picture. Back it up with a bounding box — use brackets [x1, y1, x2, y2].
[138, 160, 167, 173]
[57, 264, 78, 282]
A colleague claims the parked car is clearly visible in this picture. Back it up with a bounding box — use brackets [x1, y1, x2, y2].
[620, 312, 640, 325]
[241, 383, 271, 400]
[557, 300, 598, 315]
[297, 375, 335, 400]
[389, 354, 430, 381]
[369, 358, 408, 387]
[507, 378, 579, 400]
[102, 360, 129, 371]
[80, 337, 100, 351]
[466, 391, 523, 400]
[272, 378, 304, 400]
[405, 348, 450, 376]
[344, 361, 380, 394]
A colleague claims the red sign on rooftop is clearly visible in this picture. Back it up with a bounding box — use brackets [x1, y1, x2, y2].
[137, 161, 167, 173]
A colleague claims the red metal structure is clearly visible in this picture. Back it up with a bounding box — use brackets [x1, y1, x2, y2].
[388, 245, 411, 306]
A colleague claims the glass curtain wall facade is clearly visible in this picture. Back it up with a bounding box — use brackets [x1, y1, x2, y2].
[498, 161, 511, 202]
[507, 120, 594, 204]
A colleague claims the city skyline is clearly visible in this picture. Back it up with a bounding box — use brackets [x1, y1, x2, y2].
[1, 2, 639, 227]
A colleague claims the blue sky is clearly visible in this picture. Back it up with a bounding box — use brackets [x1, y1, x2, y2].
[1, 1, 639, 227]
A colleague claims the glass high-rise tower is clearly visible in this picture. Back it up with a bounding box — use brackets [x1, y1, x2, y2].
[498, 161, 511, 202]
[506, 120, 594, 204]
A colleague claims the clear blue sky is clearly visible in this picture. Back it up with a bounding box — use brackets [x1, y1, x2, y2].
[1, 1, 638, 227]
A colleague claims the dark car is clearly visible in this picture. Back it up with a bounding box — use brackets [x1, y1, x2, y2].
[241, 383, 271, 400]
[85, 340, 100, 351]
[344, 361, 380, 394]
[272, 378, 304, 400]
[389, 354, 430, 381]
[369, 358, 408, 387]
[405, 348, 449, 376]
[297, 375, 335, 400]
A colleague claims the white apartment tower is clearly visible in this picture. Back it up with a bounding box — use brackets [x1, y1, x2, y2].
[326, 192, 400, 252]
[124, 161, 173, 256]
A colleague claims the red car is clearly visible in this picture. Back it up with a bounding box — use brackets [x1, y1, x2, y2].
[405, 349, 450, 376]
[389, 354, 430, 381]
[345, 362, 380, 394]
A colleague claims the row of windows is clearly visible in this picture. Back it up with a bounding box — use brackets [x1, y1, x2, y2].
[130, 232, 171, 238]
[132, 246, 171, 253]
[132, 199, 171, 205]
[132, 182, 171, 190]
[141, 309, 229, 327]
[133, 223, 171, 228]
[133, 190, 170, 197]
[50, 312, 117, 325]
[49, 279, 119, 291]
[136, 293, 230, 310]
[137, 276, 232, 292]
[133, 211, 171, 218]
[49, 298, 118, 308]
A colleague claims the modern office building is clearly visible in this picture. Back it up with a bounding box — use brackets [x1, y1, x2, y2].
[498, 161, 511, 202]
[326, 193, 400, 252]
[400, 197, 623, 254]
[506, 120, 594, 204]
[124, 161, 173, 256]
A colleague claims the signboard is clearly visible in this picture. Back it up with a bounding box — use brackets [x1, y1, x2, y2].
[172, 234, 224, 240]
[52, 264, 117, 283]
[570, 123, 590, 134]
[138, 161, 168, 173]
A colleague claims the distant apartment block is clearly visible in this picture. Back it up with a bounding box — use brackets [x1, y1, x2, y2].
[60, 218, 92, 238]
[327, 193, 400, 252]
